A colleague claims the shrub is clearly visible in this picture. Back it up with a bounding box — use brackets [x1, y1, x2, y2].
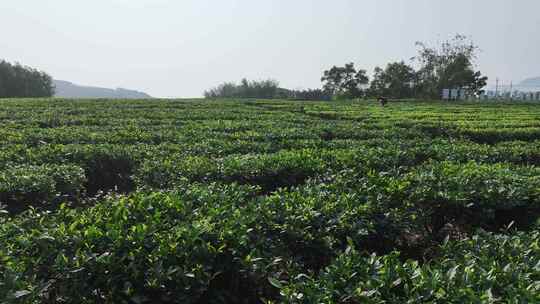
[0, 164, 86, 212]
[280, 230, 540, 303]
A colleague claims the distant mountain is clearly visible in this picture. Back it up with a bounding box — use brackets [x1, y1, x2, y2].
[519, 77, 540, 88]
[489, 77, 540, 93]
[54, 80, 152, 99]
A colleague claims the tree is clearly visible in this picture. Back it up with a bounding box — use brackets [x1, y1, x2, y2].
[369, 61, 416, 98]
[0, 60, 55, 98]
[469, 71, 488, 96]
[413, 34, 488, 98]
[204, 79, 279, 99]
[321, 63, 369, 99]
[204, 82, 238, 98]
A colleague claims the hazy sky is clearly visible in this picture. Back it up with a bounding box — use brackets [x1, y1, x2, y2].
[1, 0, 539, 97]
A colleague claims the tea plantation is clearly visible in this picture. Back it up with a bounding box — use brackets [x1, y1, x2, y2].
[1, 98, 539, 303]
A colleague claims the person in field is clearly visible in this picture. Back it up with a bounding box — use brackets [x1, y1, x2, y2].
[378, 96, 388, 107]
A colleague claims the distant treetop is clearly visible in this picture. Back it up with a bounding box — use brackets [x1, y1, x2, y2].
[0, 60, 55, 98]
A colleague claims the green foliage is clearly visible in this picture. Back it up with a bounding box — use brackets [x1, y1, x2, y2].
[204, 79, 280, 99]
[0, 98, 540, 302]
[0, 60, 54, 98]
[406, 161, 540, 210]
[281, 229, 540, 303]
[322, 34, 488, 100]
[0, 164, 86, 212]
[369, 61, 416, 98]
[321, 63, 369, 99]
[414, 34, 488, 98]
[0, 186, 273, 303]
[135, 149, 327, 192]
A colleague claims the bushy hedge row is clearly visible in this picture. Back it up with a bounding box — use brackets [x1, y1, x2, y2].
[281, 229, 540, 303]
[0, 164, 86, 212]
[0, 185, 282, 303]
[1, 184, 538, 303]
[2, 141, 540, 212]
[314, 161, 540, 235]
[2, 99, 540, 302]
[135, 150, 327, 192]
[4, 121, 540, 147]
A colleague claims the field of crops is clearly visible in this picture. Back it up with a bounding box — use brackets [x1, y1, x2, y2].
[1, 98, 539, 303]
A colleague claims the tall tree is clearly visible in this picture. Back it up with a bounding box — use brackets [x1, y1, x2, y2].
[469, 71, 488, 95]
[413, 34, 488, 98]
[369, 61, 416, 98]
[321, 63, 369, 99]
[0, 60, 54, 98]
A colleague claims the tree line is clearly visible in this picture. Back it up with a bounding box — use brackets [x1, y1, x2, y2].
[204, 79, 280, 99]
[205, 35, 488, 100]
[0, 60, 55, 98]
[204, 79, 332, 101]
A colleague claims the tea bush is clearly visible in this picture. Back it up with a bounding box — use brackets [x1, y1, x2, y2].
[1, 99, 540, 303]
[280, 229, 540, 303]
[0, 164, 86, 212]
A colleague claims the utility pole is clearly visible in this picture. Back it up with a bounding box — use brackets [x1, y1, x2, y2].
[495, 78, 499, 99]
[510, 81, 513, 101]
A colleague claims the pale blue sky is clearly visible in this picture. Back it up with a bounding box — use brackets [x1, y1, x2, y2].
[1, 0, 539, 97]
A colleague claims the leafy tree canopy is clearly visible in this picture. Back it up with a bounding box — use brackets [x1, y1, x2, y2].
[0, 60, 55, 98]
[413, 34, 488, 98]
[369, 61, 416, 99]
[321, 63, 369, 99]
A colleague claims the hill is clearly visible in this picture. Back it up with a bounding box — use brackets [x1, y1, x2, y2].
[54, 80, 152, 99]
[518, 77, 540, 88]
